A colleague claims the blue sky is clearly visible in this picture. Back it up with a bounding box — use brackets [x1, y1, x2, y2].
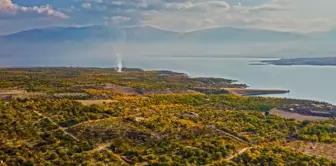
[0, 0, 335, 35]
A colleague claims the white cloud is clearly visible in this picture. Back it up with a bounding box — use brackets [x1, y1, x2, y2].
[0, 0, 68, 19]
[81, 3, 92, 9]
[139, 0, 335, 32]
[1, 0, 336, 34]
[0, 0, 69, 35]
[75, 0, 103, 3]
[165, 1, 231, 12]
[107, 16, 131, 25]
[165, 2, 194, 10]
[111, 1, 125, 6]
[243, 4, 284, 12]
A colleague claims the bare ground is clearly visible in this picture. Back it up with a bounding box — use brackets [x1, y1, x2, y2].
[270, 108, 331, 121]
[76, 100, 119, 106]
[87, 143, 109, 154]
[226, 147, 252, 161]
[284, 141, 336, 161]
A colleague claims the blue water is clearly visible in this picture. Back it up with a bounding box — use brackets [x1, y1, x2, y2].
[126, 57, 336, 104]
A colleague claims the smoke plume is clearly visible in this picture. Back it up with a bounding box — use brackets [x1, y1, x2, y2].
[116, 53, 123, 72]
[114, 27, 126, 72]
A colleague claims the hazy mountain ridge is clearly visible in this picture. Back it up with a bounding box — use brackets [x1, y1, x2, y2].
[313, 30, 336, 41]
[179, 27, 308, 42]
[0, 26, 179, 43]
[1, 26, 335, 65]
[0, 25, 318, 43]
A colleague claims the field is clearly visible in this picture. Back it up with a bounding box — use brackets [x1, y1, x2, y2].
[0, 67, 335, 165]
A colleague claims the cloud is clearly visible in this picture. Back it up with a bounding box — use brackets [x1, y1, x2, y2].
[75, 0, 103, 3]
[0, 0, 68, 20]
[81, 3, 92, 9]
[0, 0, 69, 35]
[242, 4, 284, 12]
[138, 0, 335, 32]
[107, 16, 131, 25]
[1, 0, 335, 34]
[165, 2, 194, 10]
[165, 1, 231, 11]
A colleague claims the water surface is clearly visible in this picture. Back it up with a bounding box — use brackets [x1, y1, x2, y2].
[127, 57, 336, 104]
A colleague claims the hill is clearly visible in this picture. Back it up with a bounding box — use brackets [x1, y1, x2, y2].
[0, 26, 309, 43]
[0, 26, 179, 43]
[181, 27, 307, 42]
[312, 30, 336, 41]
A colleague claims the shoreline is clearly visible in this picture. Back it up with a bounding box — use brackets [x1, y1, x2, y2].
[0, 67, 290, 98]
[259, 57, 336, 67]
[223, 88, 290, 96]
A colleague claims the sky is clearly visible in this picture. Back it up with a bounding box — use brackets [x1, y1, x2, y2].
[0, 0, 336, 35]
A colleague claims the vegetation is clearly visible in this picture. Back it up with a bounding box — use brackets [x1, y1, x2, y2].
[0, 68, 335, 165]
[297, 120, 336, 143]
[231, 146, 336, 166]
[0, 67, 245, 94]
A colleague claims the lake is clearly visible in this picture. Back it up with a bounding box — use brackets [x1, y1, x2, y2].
[126, 57, 336, 104]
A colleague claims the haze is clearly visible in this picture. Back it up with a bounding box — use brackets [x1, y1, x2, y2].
[0, 0, 336, 66]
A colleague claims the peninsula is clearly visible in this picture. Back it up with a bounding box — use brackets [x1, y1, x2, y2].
[260, 57, 336, 66]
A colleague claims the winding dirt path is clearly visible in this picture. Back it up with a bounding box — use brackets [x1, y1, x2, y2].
[32, 110, 130, 165]
[208, 125, 250, 145]
[88, 143, 109, 153]
[226, 147, 252, 161]
[210, 146, 252, 165]
[32, 110, 80, 142]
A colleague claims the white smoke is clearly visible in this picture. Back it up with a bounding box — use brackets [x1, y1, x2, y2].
[116, 53, 123, 72]
[114, 27, 126, 72]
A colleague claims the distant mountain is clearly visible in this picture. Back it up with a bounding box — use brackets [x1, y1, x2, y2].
[0, 26, 117, 42]
[123, 26, 179, 42]
[180, 27, 308, 42]
[0, 26, 179, 43]
[311, 30, 336, 41]
[0, 26, 316, 43]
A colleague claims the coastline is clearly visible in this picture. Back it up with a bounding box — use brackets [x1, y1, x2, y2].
[223, 88, 290, 96]
[259, 57, 336, 67]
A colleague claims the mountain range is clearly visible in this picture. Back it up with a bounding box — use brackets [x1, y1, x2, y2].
[0, 25, 324, 43]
